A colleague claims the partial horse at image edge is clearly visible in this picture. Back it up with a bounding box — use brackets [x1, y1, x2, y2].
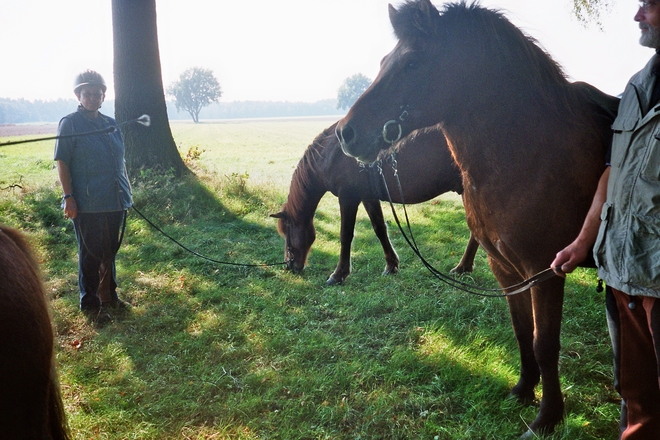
[0, 226, 70, 440]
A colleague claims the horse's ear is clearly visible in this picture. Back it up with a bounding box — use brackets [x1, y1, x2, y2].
[388, 4, 399, 24]
[412, 0, 436, 36]
[389, 3, 407, 35]
[390, 0, 437, 40]
[270, 212, 286, 220]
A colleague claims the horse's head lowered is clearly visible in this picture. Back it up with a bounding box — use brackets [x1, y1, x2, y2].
[270, 210, 315, 273]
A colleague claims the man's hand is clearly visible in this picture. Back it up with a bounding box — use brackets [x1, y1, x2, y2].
[551, 241, 590, 278]
[64, 197, 78, 219]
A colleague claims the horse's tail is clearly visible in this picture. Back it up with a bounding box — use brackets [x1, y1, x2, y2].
[48, 363, 71, 440]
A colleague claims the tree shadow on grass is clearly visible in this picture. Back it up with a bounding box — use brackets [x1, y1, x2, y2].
[0, 187, 79, 275]
[86, 266, 540, 439]
[43, 178, 617, 439]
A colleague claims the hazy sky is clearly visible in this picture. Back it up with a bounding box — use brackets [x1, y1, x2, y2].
[0, 0, 652, 103]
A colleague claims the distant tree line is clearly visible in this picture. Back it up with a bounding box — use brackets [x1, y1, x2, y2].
[0, 99, 98, 124]
[0, 98, 344, 124]
[171, 99, 345, 120]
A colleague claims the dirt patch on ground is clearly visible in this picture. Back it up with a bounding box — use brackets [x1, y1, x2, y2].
[0, 124, 58, 138]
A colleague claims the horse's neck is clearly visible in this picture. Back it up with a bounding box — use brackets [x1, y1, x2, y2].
[286, 158, 327, 224]
[444, 93, 582, 186]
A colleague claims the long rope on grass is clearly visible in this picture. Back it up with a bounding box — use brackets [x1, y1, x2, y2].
[130, 205, 288, 268]
[376, 156, 557, 298]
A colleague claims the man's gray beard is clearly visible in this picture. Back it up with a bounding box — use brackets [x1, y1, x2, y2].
[640, 25, 660, 49]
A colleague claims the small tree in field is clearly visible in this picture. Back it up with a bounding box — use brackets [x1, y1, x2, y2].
[337, 73, 372, 110]
[168, 67, 222, 123]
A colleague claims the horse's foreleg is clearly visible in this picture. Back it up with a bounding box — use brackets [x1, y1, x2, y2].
[524, 278, 565, 437]
[505, 289, 540, 405]
[363, 199, 399, 276]
[326, 198, 361, 285]
[488, 259, 540, 405]
[450, 231, 479, 273]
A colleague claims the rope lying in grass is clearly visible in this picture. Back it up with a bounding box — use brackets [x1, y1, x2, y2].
[131, 205, 287, 268]
[2, 117, 281, 267]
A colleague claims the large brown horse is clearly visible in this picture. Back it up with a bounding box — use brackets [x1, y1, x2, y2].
[336, 1, 618, 437]
[0, 226, 70, 440]
[272, 121, 479, 285]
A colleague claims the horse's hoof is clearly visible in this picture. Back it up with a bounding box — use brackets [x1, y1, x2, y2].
[507, 391, 536, 407]
[382, 266, 399, 276]
[518, 429, 537, 440]
[325, 276, 343, 286]
[450, 264, 473, 274]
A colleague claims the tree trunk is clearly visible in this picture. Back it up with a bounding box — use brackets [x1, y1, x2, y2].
[111, 0, 187, 176]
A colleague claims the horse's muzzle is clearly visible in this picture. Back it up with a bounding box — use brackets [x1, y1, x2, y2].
[336, 123, 356, 155]
[287, 261, 305, 274]
[336, 122, 381, 163]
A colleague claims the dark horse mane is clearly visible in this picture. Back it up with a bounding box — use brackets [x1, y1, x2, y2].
[284, 123, 338, 218]
[391, 1, 576, 116]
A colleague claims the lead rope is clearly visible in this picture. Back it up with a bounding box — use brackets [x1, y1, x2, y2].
[130, 205, 288, 268]
[376, 156, 556, 298]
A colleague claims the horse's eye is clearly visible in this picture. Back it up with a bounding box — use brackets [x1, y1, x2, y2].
[405, 60, 419, 70]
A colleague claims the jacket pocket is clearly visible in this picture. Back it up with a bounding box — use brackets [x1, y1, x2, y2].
[611, 117, 638, 133]
[626, 213, 660, 289]
[610, 117, 638, 169]
[641, 131, 660, 182]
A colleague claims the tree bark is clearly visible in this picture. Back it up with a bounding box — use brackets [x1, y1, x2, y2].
[112, 0, 187, 176]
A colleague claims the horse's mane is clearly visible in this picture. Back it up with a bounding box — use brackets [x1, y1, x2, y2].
[284, 123, 337, 218]
[392, 1, 573, 110]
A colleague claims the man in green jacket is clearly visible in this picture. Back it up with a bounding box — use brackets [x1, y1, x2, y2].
[552, 2, 660, 438]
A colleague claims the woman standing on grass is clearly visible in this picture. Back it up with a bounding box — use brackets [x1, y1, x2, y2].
[54, 69, 132, 325]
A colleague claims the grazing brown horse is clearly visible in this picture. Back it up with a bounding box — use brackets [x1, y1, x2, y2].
[272, 121, 479, 285]
[336, 1, 618, 437]
[0, 226, 70, 440]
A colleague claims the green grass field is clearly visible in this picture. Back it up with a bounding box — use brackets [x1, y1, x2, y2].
[0, 119, 619, 439]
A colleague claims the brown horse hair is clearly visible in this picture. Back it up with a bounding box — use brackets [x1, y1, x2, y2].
[0, 226, 71, 440]
[280, 123, 338, 221]
[337, 0, 618, 434]
[392, 1, 580, 123]
[337, 1, 618, 434]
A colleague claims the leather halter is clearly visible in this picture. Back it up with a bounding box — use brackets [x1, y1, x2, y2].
[382, 105, 410, 144]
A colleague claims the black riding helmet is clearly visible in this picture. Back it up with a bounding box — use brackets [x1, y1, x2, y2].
[73, 70, 107, 94]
